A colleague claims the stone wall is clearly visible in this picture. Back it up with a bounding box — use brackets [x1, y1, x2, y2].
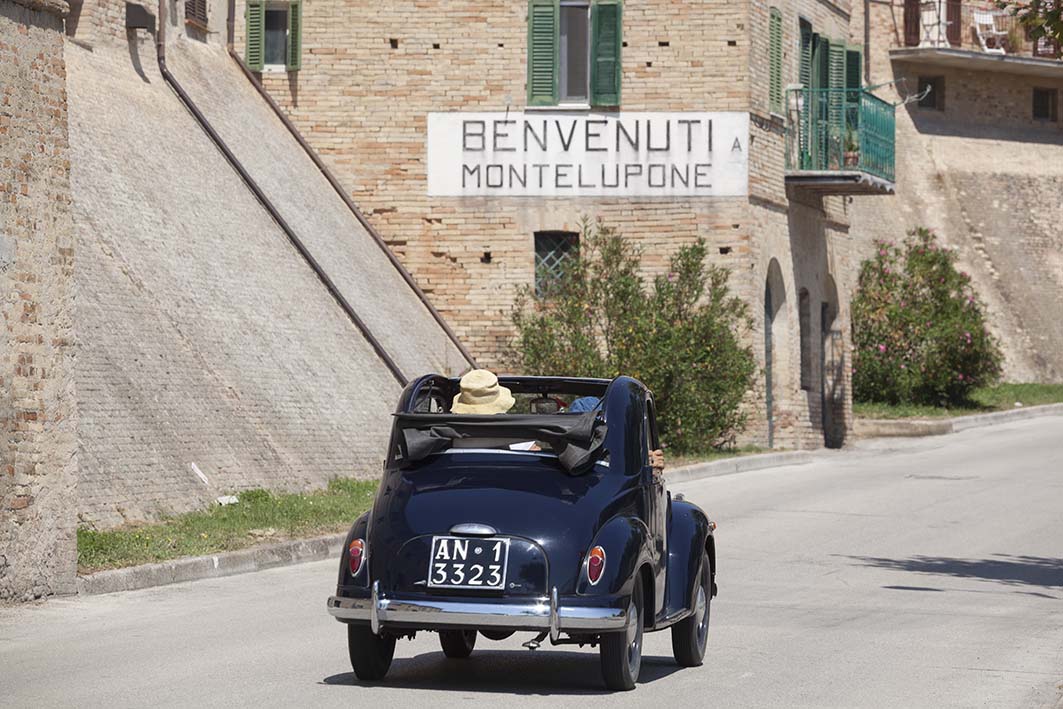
[851, 0, 1063, 382]
[0, 0, 77, 601]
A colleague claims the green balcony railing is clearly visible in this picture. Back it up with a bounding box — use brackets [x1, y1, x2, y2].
[785, 88, 896, 183]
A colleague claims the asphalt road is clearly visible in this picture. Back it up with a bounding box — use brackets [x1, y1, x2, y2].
[4, 416, 1063, 708]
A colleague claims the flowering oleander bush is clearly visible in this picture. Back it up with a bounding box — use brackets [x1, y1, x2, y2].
[852, 228, 1003, 406]
[511, 218, 756, 452]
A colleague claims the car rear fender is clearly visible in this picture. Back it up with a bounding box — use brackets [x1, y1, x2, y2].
[337, 512, 371, 589]
[575, 515, 653, 598]
[663, 499, 711, 619]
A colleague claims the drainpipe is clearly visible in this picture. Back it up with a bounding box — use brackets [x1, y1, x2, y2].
[224, 0, 476, 369]
[154, 0, 409, 386]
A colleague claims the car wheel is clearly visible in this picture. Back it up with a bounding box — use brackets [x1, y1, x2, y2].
[600, 574, 644, 691]
[347, 624, 396, 681]
[671, 552, 711, 667]
[479, 629, 514, 641]
[439, 629, 477, 658]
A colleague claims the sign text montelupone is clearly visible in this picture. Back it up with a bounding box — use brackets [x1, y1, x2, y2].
[426, 112, 749, 197]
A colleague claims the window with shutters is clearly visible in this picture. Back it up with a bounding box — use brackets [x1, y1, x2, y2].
[527, 0, 622, 107]
[534, 231, 579, 297]
[769, 8, 783, 115]
[185, 0, 208, 28]
[245, 1, 302, 73]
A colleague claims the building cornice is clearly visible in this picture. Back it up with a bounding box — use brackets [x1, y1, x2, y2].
[10, 0, 70, 17]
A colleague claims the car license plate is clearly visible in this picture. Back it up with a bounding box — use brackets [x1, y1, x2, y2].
[427, 536, 509, 590]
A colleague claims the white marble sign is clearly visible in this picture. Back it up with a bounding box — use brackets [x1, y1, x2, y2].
[427, 112, 749, 197]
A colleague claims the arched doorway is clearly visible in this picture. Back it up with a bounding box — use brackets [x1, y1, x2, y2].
[820, 274, 843, 448]
[764, 260, 787, 448]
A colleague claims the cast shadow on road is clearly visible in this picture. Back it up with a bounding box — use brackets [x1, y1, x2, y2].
[321, 651, 682, 695]
[843, 553, 1063, 590]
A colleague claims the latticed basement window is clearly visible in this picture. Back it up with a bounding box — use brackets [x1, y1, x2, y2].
[185, 0, 208, 27]
[534, 231, 579, 297]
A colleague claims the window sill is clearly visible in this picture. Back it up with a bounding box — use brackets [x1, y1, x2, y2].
[520, 104, 621, 113]
[262, 65, 289, 74]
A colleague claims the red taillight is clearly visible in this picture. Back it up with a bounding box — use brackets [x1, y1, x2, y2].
[348, 538, 366, 576]
[587, 546, 606, 586]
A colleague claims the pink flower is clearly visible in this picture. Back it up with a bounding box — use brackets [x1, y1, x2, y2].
[879, 249, 887, 257]
[878, 344, 887, 353]
[957, 373, 964, 381]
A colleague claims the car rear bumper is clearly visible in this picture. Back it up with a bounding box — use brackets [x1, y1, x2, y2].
[327, 582, 627, 638]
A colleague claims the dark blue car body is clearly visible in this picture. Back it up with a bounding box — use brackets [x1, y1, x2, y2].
[327, 374, 717, 690]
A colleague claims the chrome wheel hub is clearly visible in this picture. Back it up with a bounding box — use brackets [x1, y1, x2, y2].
[625, 599, 643, 676]
[695, 585, 709, 650]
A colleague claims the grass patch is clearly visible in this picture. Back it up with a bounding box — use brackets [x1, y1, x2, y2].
[77, 478, 378, 574]
[854, 382, 1063, 420]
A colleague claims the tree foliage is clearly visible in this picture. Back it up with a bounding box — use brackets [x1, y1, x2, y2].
[851, 228, 1003, 407]
[512, 218, 756, 452]
[999, 1, 1063, 46]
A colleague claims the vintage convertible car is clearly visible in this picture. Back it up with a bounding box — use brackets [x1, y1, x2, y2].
[326, 374, 717, 690]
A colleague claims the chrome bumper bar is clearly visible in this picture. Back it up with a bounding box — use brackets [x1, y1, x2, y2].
[327, 582, 626, 638]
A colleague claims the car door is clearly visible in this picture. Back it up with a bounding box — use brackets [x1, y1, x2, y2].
[643, 396, 667, 617]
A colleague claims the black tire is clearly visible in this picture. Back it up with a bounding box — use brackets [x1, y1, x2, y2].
[439, 629, 477, 658]
[600, 574, 644, 691]
[479, 629, 515, 641]
[671, 552, 711, 667]
[347, 624, 395, 681]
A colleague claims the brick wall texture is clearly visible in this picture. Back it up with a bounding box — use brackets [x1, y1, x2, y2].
[0, 0, 77, 601]
[850, 1, 1063, 382]
[235, 0, 861, 451]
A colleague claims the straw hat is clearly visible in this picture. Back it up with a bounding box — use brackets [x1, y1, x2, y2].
[452, 369, 515, 415]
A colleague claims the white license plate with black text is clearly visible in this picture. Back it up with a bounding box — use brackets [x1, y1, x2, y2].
[428, 536, 509, 590]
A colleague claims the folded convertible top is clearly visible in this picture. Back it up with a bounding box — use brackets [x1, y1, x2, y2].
[394, 412, 608, 475]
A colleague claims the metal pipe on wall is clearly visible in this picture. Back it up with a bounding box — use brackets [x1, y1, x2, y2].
[154, 0, 409, 386]
[224, 0, 477, 370]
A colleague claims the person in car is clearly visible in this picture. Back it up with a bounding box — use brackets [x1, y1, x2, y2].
[451, 369, 515, 414]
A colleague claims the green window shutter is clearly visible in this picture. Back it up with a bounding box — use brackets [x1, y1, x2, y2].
[799, 21, 813, 88]
[527, 0, 559, 106]
[769, 8, 783, 114]
[845, 46, 862, 91]
[246, 0, 265, 72]
[827, 39, 846, 161]
[590, 0, 622, 107]
[287, 1, 303, 71]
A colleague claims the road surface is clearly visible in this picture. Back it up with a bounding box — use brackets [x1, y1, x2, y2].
[3, 416, 1063, 708]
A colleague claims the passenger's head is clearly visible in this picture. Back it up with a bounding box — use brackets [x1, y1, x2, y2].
[451, 369, 516, 415]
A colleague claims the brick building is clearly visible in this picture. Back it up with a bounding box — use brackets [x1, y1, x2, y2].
[233, 0, 899, 449]
[851, 0, 1063, 382]
[1, 0, 472, 600]
[0, 0, 77, 601]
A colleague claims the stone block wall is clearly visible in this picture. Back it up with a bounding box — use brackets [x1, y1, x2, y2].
[0, 0, 77, 601]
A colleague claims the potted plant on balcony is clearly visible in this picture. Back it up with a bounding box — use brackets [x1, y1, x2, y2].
[843, 128, 860, 168]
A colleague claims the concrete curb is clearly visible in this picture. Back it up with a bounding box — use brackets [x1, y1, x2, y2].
[77, 532, 347, 596]
[667, 450, 814, 484]
[855, 402, 1063, 439]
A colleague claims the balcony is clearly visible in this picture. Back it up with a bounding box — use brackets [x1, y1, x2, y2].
[785, 88, 897, 196]
[892, 1, 1063, 78]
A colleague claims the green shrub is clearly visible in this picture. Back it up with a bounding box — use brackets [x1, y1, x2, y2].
[852, 228, 1003, 406]
[512, 218, 756, 452]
